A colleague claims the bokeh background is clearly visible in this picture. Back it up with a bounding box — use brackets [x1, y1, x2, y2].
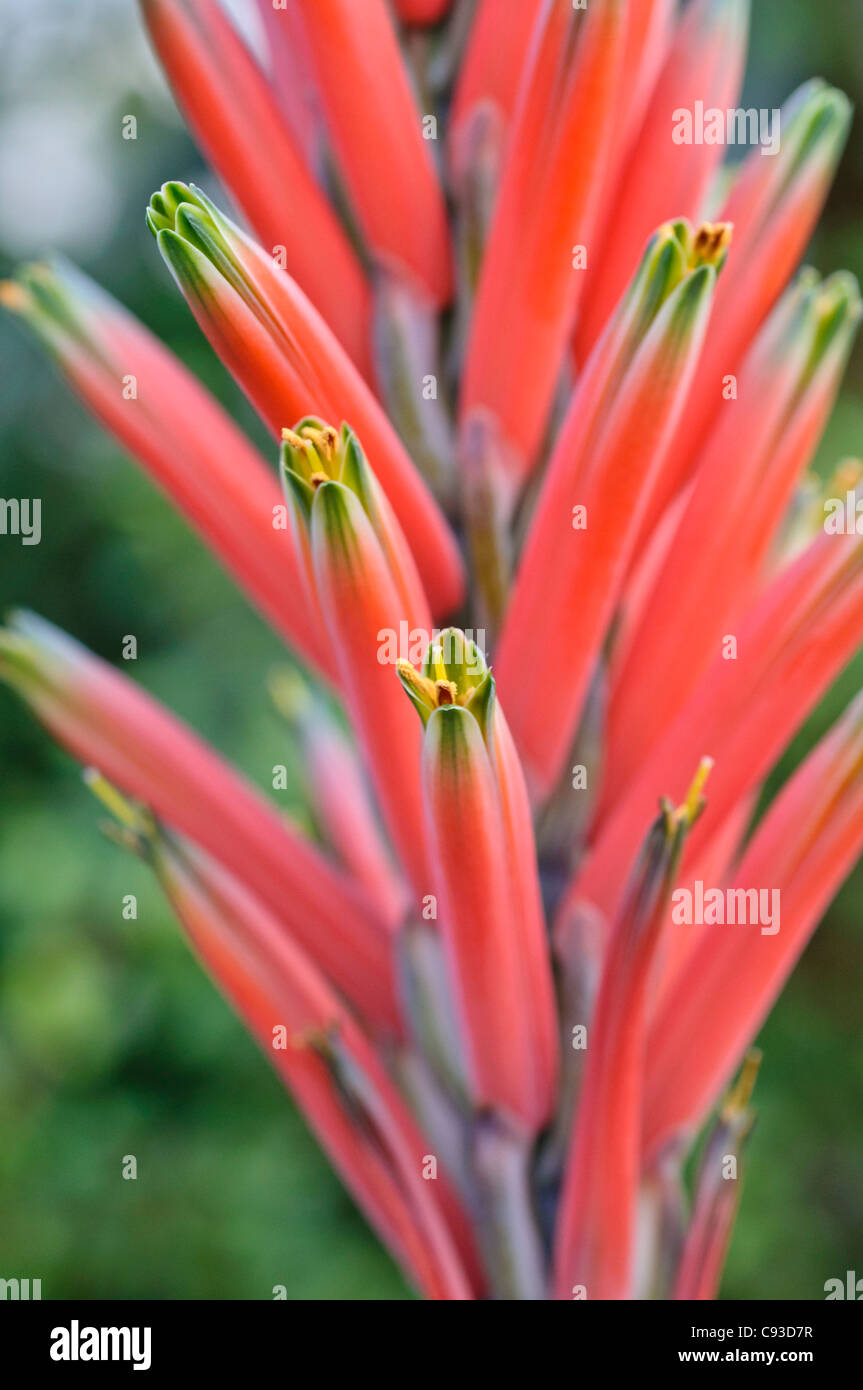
[0, 0, 861, 1300]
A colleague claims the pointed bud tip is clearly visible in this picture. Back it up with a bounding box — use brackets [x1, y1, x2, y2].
[817, 270, 862, 321]
[677, 756, 714, 828]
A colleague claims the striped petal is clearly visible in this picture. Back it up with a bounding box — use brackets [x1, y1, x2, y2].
[149, 182, 465, 616]
[140, 0, 373, 377]
[310, 482, 433, 898]
[1, 260, 333, 680]
[399, 633, 558, 1131]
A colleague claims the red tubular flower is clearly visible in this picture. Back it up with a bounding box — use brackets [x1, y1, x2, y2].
[645, 693, 863, 1161]
[0, 611, 399, 1032]
[97, 805, 480, 1299]
[573, 525, 863, 932]
[553, 767, 710, 1300]
[577, 0, 677, 285]
[603, 270, 861, 807]
[449, 0, 545, 176]
[633, 79, 852, 550]
[399, 634, 559, 1131]
[422, 706, 535, 1123]
[140, 0, 374, 378]
[488, 693, 561, 1116]
[496, 222, 723, 798]
[147, 182, 465, 616]
[295, 0, 452, 306]
[312, 485, 433, 899]
[250, 0, 323, 171]
[575, 0, 749, 363]
[0, 260, 334, 682]
[460, 0, 628, 484]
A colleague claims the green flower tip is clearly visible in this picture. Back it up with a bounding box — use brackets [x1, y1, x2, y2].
[0, 609, 83, 697]
[689, 221, 734, 272]
[397, 628, 494, 734]
[653, 219, 732, 274]
[268, 667, 314, 725]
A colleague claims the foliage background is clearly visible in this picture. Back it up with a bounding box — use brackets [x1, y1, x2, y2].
[0, 0, 860, 1299]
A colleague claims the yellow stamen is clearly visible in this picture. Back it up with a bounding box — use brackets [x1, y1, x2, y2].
[692, 221, 733, 268]
[721, 1048, 762, 1122]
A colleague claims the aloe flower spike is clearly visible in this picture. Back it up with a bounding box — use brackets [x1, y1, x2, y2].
[139, 0, 374, 378]
[149, 181, 465, 617]
[3, 0, 861, 1301]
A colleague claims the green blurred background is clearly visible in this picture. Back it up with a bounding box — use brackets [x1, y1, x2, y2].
[0, 0, 861, 1300]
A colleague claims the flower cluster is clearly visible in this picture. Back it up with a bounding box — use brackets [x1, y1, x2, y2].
[2, 0, 861, 1300]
